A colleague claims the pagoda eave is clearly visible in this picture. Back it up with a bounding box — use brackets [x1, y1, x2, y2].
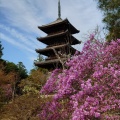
[37, 30, 68, 41]
[37, 32, 81, 45]
[38, 18, 79, 34]
[35, 44, 76, 56]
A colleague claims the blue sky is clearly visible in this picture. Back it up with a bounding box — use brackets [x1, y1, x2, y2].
[0, 0, 104, 72]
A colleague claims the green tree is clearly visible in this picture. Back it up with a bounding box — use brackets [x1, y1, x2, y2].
[33, 54, 45, 70]
[38, 54, 44, 62]
[5, 62, 18, 73]
[95, 0, 120, 41]
[34, 54, 44, 63]
[0, 41, 4, 59]
[17, 62, 28, 79]
[5, 61, 28, 79]
[4, 62, 28, 96]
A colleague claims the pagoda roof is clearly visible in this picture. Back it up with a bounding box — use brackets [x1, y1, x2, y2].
[37, 30, 81, 45]
[34, 58, 67, 70]
[35, 44, 76, 56]
[38, 18, 79, 34]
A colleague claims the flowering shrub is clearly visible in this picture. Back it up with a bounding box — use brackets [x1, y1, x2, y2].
[39, 35, 120, 120]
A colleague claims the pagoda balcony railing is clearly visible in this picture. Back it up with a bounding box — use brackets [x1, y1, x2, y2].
[45, 55, 67, 61]
[46, 42, 69, 48]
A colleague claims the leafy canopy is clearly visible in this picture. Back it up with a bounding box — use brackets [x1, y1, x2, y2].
[95, 0, 120, 41]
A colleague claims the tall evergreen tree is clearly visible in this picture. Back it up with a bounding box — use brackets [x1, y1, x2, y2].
[17, 62, 28, 79]
[0, 41, 4, 59]
[95, 0, 120, 41]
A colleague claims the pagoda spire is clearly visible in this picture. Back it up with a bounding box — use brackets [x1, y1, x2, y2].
[58, 0, 61, 19]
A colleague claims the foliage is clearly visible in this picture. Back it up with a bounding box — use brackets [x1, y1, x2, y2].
[0, 42, 29, 111]
[95, 0, 120, 41]
[34, 54, 45, 69]
[17, 62, 28, 79]
[0, 69, 16, 108]
[4, 61, 28, 79]
[0, 41, 4, 59]
[39, 35, 120, 120]
[0, 93, 52, 120]
[0, 61, 28, 108]
[19, 68, 48, 94]
[0, 60, 49, 119]
[35, 54, 45, 62]
[2, 61, 28, 96]
[0, 59, 6, 70]
[5, 62, 19, 73]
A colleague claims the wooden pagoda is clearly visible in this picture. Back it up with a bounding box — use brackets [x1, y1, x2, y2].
[34, 0, 81, 70]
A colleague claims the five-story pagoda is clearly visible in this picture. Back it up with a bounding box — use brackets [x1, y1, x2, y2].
[34, 0, 81, 70]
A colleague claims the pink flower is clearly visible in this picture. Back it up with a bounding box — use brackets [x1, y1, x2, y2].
[89, 34, 95, 40]
[95, 112, 100, 118]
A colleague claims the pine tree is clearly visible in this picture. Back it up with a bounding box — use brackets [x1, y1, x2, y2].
[0, 41, 4, 59]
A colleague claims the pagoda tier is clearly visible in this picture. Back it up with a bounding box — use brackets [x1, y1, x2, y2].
[35, 44, 76, 57]
[37, 30, 81, 46]
[38, 18, 79, 35]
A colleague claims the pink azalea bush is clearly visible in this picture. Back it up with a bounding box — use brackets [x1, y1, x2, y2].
[39, 35, 120, 120]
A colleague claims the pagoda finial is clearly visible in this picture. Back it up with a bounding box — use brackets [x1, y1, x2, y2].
[58, 0, 61, 18]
